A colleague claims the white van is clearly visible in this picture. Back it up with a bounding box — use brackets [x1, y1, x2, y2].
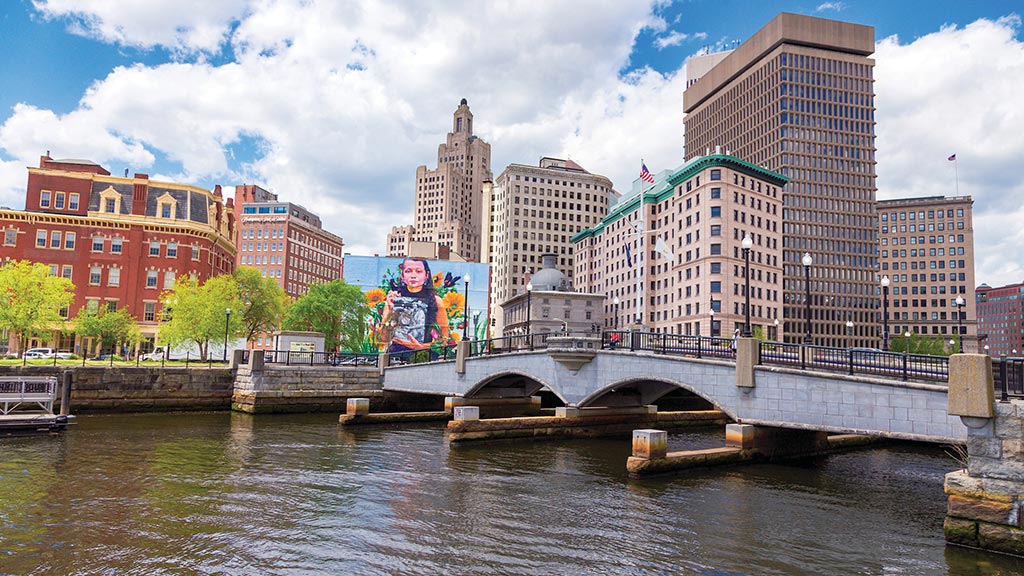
[23, 347, 54, 359]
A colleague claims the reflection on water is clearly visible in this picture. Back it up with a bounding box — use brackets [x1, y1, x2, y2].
[1, 412, 1022, 575]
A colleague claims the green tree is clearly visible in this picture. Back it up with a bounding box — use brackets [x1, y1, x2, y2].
[74, 306, 142, 356]
[890, 333, 953, 356]
[159, 275, 240, 360]
[234, 266, 287, 343]
[0, 260, 75, 353]
[282, 279, 367, 351]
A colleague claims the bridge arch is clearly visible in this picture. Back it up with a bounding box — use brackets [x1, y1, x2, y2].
[463, 369, 562, 403]
[579, 376, 736, 418]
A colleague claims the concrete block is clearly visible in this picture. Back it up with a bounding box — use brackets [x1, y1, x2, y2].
[346, 398, 370, 416]
[725, 423, 756, 449]
[948, 354, 994, 419]
[453, 406, 479, 421]
[735, 338, 757, 388]
[555, 407, 581, 418]
[632, 429, 667, 460]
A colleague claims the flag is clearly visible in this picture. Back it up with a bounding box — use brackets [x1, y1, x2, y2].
[639, 162, 655, 184]
[625, 243, 633, 268]
[948, 154, 956, 161]
[655, 236, 675, 265]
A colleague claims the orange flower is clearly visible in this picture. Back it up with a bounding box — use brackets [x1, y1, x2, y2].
[432, 272, 444, 289]
[366, 288, 386, 307]
[442, 291, 465, 316]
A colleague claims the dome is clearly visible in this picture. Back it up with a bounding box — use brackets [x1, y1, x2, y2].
[529, 254, 571, 292]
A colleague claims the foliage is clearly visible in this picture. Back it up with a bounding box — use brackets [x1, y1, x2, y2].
[889, 333, 954, 356]
[74, 306, 141, 355]
[282, 279, 367, 351]
[159, 275, 240, 360]
[364, 267, 468, 355]
[752, 325, 767, 341]
[234, 266, 287, 343]
[0, 260, 75, 352]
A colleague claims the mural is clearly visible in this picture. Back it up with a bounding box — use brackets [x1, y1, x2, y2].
[344, 256, 491, 357]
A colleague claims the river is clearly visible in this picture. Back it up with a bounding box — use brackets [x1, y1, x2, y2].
[1, 413, 1022, 575]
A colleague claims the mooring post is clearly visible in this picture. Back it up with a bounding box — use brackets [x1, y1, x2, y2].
[60, 370, 73, 416]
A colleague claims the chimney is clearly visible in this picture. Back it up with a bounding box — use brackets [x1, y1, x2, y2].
[132, 173, 149, 216]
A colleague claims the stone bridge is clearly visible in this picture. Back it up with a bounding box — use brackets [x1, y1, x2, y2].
[383, 337, 967, 444]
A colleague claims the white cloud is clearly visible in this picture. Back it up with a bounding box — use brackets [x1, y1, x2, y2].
[875, 15, 1024, 286]
[655, 31, 689, 49]
[815, 2, 846, 12]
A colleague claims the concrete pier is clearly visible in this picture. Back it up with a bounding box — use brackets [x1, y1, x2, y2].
[339, 397, 449, 425]
[447, 408, 728, 442]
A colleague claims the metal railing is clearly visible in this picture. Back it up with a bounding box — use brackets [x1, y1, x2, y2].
[758, 343, 950, 383]
[0, 376, 58, 414]
[263, 350, 380, 367]
[995, 356, 1024, 400]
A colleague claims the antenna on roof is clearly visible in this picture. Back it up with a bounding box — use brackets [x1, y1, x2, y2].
[124, 168, 129, 177]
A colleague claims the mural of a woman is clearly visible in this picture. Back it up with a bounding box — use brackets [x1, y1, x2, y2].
[379, 258, 450, 356]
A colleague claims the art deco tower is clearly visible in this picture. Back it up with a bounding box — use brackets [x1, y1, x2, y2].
[684, 12, 877, 347]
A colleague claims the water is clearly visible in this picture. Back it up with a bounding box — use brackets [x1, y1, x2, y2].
[1, 413, 1023, 575]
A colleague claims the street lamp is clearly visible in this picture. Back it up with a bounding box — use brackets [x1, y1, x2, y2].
[223, 308, 231, 362]
[845, 319, 854, 350]
[462, 273, 471, 342]
[526, 282, 533, 335]
[741, 234, 753, 337]
[612, 296, 620, 330]
[774, 318, 780, 342]
[904, 330, 912, 354]
[710, 308, 716, 337]
[955, 295, 965, 352]
[802, 252, 813, 344]
[880, 275, 890, 351]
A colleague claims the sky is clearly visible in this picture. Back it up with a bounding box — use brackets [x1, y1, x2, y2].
[1, 0, 1022, 287]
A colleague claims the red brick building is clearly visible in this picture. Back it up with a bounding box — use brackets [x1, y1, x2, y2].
[0, 155, 236, 355]
[976, 282, 1024, 357]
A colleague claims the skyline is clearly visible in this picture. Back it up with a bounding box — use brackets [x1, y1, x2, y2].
[1, 1, 1022, 287]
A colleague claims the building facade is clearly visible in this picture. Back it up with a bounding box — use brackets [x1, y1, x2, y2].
[233, 184, 345, 301]
[876, 196, 976, 349]
[976, 283, 1023, 357]
[0, 155, 236, 354]
[683, 12, 877, 347]
[386, 99, 492, 262]
[502, 254, 605, 336]
[487, 157, 613, 333]
[573, 154, 787, 339]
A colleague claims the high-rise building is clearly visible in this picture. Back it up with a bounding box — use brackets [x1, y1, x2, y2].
[876, 196, 976, 350]
[573, 153, 786, 338]
[234, 184, 345, 300]
[0, 154, 236, 355]
[387, 99, 491, 262]
[683, 12, 877, 347]
[975, 283, 1023, 357]
[488, 157, 613, 333]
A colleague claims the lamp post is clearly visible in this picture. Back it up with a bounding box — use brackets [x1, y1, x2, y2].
[774, 318, 780, 342]
[904, 330, 912, 354]
[462, 273, 471, 342]
[710, 308, 716, 337]
[845, 319, 854, 350]
[880, 275, 890, 351]
[955, 295, 965, 352]
[223, 308, 231, 363]
[802, 252, 813, 344]
[741, 234, 753, 337]
[612, 296, 619, 330]
[526, 282, 533, 335]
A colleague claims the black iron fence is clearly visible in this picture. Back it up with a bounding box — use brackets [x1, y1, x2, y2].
[757, 343, 950, 383]
[262, 350, 379, 367]
[995, 356, 1024, 399]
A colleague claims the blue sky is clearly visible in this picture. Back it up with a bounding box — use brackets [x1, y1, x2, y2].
[1, 0, 1022, 286]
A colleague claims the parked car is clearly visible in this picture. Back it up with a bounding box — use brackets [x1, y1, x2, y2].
[23, 347, 54, 359]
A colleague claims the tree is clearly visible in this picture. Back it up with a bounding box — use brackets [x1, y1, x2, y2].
[159, 275, 240, 360]
[890, 332, 953, 356]
[234, 266, 287, 343]
[0, 260, 75, 352]
[74, 306, 142, 357]
[282, 279, 367, 351]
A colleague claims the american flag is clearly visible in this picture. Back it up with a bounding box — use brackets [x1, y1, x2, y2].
[639, 162, 655, 184]
[948, 154, 957, 161]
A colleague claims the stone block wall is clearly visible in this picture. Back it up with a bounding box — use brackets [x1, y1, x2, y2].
[945, 399, 1024, 556]
[232, 365, 388, 413]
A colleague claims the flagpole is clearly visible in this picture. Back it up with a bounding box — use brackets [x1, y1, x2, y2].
[636, 189, 644, 327]
[954, 156, 959, 197]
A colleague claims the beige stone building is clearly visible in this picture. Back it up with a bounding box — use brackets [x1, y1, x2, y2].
[876, 196, 976, 348]
[386, 99, 492, 261]
[487, 157, 613, 334]
[573, 153, 787, 339]
[502, 254, 606, 336]
[683, 12, 878, 347]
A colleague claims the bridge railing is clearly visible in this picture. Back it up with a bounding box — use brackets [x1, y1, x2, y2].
[263, 350, 380, 367]
[995, 356, 1024, 399]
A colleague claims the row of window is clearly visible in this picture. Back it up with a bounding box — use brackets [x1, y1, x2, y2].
[881, 208, 965, 222]
[882, 221, 964, 234]
[39, 191, 81, 211]
[881, 234, 966, 246]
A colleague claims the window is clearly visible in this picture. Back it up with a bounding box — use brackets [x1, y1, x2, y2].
[710, 262, 721, 274]
[192, 245, 200, 260]
[50, 231, 61, 248]
[92, 237, 104, 251]
[149, 241, 160, 256]
[161, 204, 172, 218]
[105, 198, 116, 213]
[163, 271, 175, 290]
[710, 188, 721, 199]
[710, 169, 721, 181]
[40, 191, 51, 207]
[167, 242, 178, 258]
[36, 230, 46, 247]
[111, 238, 122, 253]
[61, 265, 72, 279]
[710, 244, 722, 255]
[711, 281, 722, 293]
[4, 229, 15, 246]
[54, 193, 65, 209]
[64, 232, 75, 249]
[711, 206, 721, 217]
[108, 267, 120, 287]
[89, 266, 102, 285]
[710, 225, 721, 236]
[146, 271, 158, 288]
[69, 193, 79, 210]
[86, 299, 99, 313]
[144, 302, 156, 322]
[107, 300, 118, 312]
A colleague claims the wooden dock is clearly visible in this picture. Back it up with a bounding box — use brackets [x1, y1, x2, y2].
[0, 375, 73, 434]
[0, 412, 73, 433]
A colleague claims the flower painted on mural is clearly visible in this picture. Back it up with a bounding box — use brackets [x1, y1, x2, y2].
[442, 291, 465, 317]
[365, 288, 386, 308]
[432, 272, 444, 289]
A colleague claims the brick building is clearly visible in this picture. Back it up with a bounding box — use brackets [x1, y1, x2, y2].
[976, 282, 1024, 357]
[0, 155, 236, 355]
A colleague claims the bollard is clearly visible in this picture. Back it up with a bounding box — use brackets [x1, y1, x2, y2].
[632, 429, 667, 460]
[453, 406, 480, 421]
[60, 371, 73, 416]
[346, 398, 370, 417]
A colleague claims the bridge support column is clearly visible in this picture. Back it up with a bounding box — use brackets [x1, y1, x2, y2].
[455, 341, 469, 374]
[944, 353, 1024, 556]
[725, 423, 828, 455]
[735, 338, 758, 388]
[446, 396, 542, 418]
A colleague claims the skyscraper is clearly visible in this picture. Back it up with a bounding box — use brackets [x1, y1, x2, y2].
[387, 99, 492, 262]
[684, 12, 877, 347]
